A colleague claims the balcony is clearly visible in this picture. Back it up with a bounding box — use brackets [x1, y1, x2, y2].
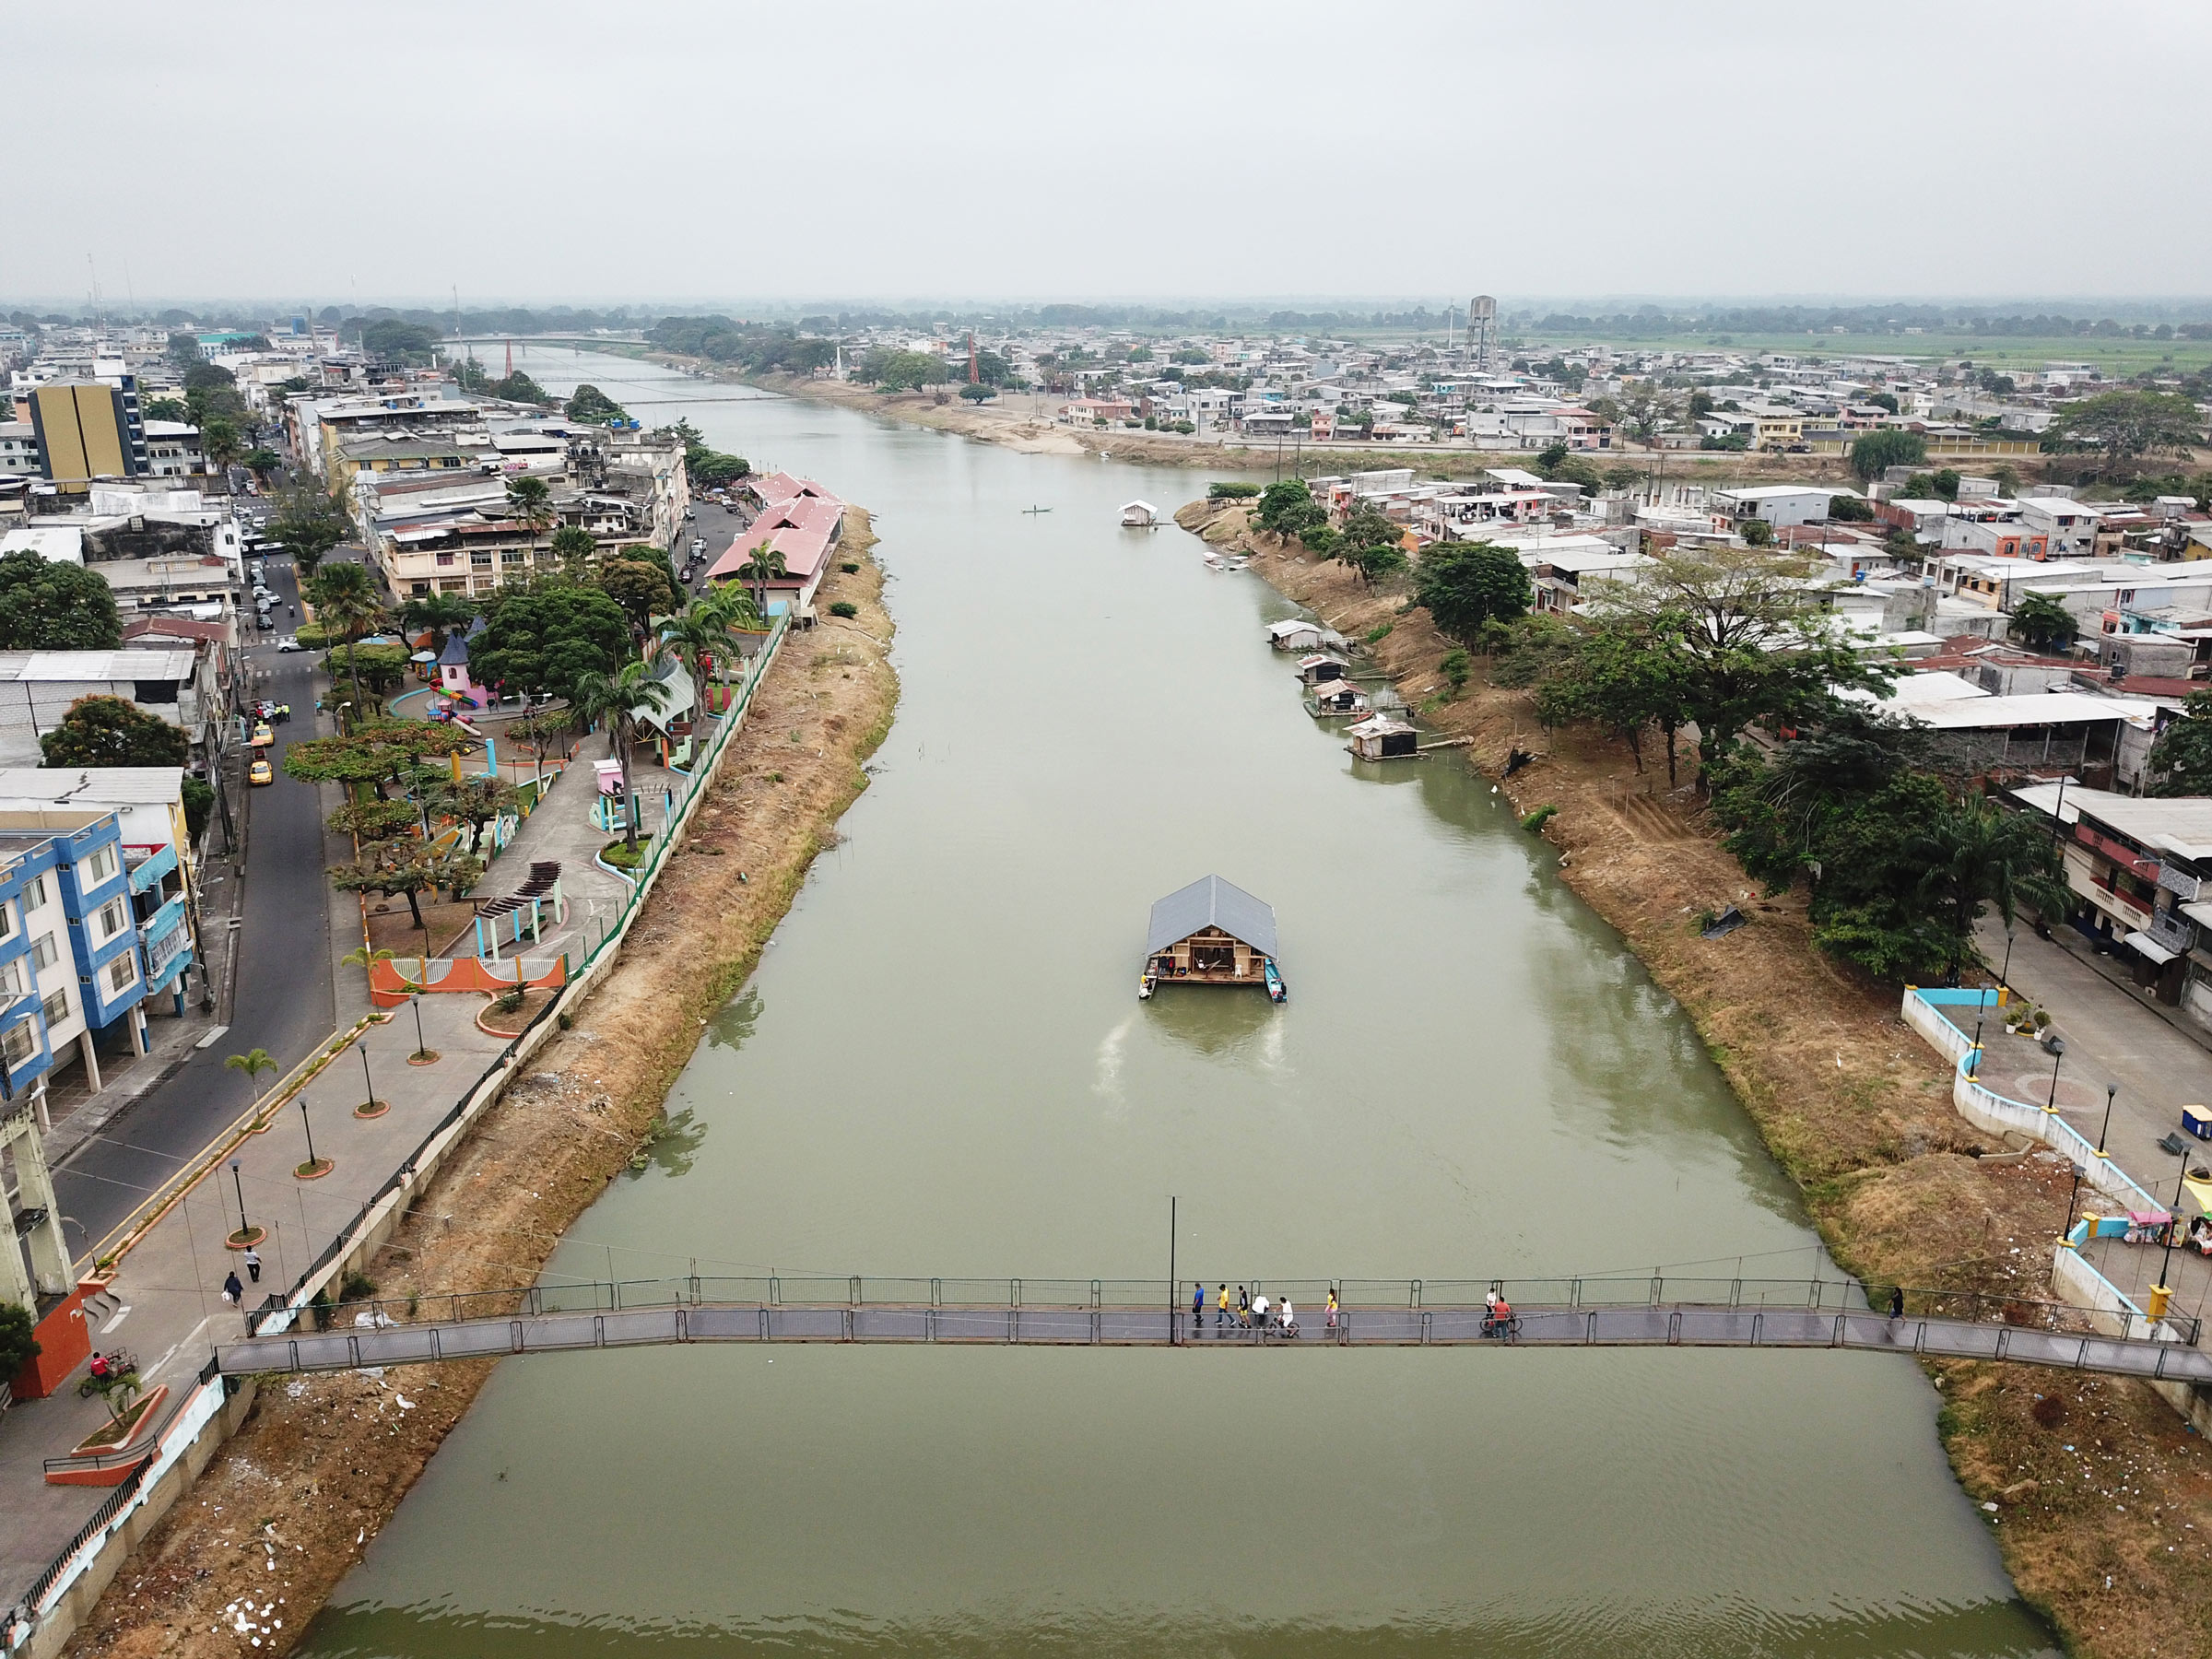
[126, 841, 178, 895]
[139, 893, 190, 984]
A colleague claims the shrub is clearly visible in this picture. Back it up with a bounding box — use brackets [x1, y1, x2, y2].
[1364, 622, 1394, 644]
[1172, 420, 1194, 434]
[1522, 805, 1559, 833]
[338, 1269, 377, 1303]
[491, 987, 525, 1015]
[1441, 648, 1472, 698]
[1208, 481, 1262, 500]
[840, 562, 859, 573]
[557, 1011, 574, 1030]
[601, 839, 646, 870]
[829, 600, 857, 618]
[0, 1301, 41, 1380]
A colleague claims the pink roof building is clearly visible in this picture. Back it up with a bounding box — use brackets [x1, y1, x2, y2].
[708, 477, 847, 614]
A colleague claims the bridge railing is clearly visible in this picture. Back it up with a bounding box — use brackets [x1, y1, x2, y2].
[278, 1269, 2169, 1345]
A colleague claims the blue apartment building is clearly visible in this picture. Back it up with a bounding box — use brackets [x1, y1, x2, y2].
[0, 809, 158, 1110]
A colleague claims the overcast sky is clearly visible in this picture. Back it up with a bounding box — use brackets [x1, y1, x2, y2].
[7, 0, 2209, 311]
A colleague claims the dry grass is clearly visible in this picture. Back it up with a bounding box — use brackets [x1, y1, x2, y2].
[61, 513, 899, 1659]
[1185, 496, 2212, 1659]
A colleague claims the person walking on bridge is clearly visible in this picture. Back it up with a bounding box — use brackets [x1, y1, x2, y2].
[1192, 1282, 1205, 1331]
[1217, 1284, 1230, 1329]
[1237, 1285, 1250, 1327]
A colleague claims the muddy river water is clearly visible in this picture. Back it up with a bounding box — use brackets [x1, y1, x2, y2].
[297, 347, 2053, 1658]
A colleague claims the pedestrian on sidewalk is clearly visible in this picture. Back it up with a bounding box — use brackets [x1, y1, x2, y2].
[222, 1270, 243, 1306]
[243, 1246, 263, 1284]
[1888, 1286, 1904, 1321]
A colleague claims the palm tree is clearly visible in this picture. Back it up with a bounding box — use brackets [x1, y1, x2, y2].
[735, 546, 786, 615]
[399, 593, 475, 654]
[652, 590, 761, 729]
[225, 1047, 278, 1127]
[309, 562, 386, 718]
[505, 475, 556, 572]
[1914, 794, 2073, 981]
[573, 658, 672, 852]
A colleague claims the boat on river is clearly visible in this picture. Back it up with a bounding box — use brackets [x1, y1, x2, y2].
[1140, 875, 1284, 1001]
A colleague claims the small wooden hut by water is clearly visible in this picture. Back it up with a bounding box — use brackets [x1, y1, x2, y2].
[1309, 681, 1371, 716]
[1347, 714, 1418, 760]
[1297, 653, 1350, 686]
[1140, 875, 1285, 1001]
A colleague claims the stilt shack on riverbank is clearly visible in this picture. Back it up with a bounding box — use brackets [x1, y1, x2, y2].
[1141, 875, 1281, 996]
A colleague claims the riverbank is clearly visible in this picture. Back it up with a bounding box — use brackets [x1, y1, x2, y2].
[1177, 496, 2212, 1656]
[54, 521, 900, 1659]
[673, 362, 1860, 485]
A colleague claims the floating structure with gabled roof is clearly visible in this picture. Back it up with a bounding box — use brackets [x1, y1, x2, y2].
[1140, 875, 1285, 1002]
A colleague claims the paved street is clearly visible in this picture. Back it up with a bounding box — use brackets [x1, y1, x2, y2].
[1971, 917, 2212, 1326]
[51, 550, 337, 1260]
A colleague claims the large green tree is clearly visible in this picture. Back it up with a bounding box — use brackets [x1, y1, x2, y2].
[2147, 688, 2212, 796]
[2043, 389, 2205, 474]
[467, 583, 630, 705]
[0, 551, 122, 648]
[2007, 593, 2077, 652]
[265, 483, 350, 577]
[653, 587, 763, 724]
[1534, 614, 1696, 783]
[1414, 541, 1532, 640]
[1587, 546, 1897, 775]
[329, 839, 484, 932]
[39, 695, 189, 767]
[564, 384, 628, 423]
[1253, 478, 1326, 540]
[594, 551, 680, 631]
[1848, 429, 1927, 483]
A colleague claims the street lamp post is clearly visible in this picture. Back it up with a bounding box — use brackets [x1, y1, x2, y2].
[359, 1041, 377, 1112]
[229, 1157, 250, 1239]
[1996, 926, 2018, 1001]
[2043, 1037, 2067, 1113]
[297, 1094, 324, 1175]
[410, 994, 429, 1060]
[2149, 1139, 2195, 1324]
[2095, 1082, 2118, 1155]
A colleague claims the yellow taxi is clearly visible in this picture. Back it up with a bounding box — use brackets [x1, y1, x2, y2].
[249, 758, 274, 786]
[250, 722, 276, 748]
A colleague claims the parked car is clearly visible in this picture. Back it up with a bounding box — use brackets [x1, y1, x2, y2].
[276, 635, 301, 653]
[255, 612, 276, 629]
[248, 758, 274, 786]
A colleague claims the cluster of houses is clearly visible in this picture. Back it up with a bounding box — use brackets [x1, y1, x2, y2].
[808, 312, 2130, 460]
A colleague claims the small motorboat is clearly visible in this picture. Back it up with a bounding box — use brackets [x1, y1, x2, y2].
[1138, 971, 1158, 1001]
[1264, 959, 1287, 1003]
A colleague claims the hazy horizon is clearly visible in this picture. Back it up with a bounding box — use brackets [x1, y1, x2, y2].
[8, 0, 2210, 306]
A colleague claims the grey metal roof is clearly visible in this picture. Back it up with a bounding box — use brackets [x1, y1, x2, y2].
[1146, 875, 1277, 958]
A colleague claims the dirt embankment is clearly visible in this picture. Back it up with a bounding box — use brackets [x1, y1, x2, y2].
[61, 519, 900, 1659]
[1181, 497, 2212, 1656]
[663, 360, 1861, 486]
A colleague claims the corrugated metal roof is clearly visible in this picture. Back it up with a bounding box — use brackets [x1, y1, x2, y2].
[0, 649, 196, 682]
[1146, 875, 1277, 957]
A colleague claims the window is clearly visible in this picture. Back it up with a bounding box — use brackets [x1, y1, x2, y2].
[3, 1017, 35, 1067]
[0, 901, 13, 941]
[0, 961, 20, 999]
[97, 898, 127, 940]
[84, 844, 118, 885]
[23, 875, 48, 911]
[30, 933, 56, 971]
[106, 954, 136, 996]
[42, 987, 68, 1027]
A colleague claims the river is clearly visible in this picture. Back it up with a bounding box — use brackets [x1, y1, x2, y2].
[297, 345, 2053, 1658]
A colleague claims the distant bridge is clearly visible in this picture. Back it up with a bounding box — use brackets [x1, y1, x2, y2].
[218, 1280, 2212, 1385]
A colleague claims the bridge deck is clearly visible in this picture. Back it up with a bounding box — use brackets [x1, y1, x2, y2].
[213, 1303, 2212, 1384]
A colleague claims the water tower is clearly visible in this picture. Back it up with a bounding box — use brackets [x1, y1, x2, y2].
[1467, 295, 1497, 371]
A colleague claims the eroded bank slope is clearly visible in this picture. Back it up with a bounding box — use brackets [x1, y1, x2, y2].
[1180, 496, 2212, 1657]
[60, 520, 900, 1659]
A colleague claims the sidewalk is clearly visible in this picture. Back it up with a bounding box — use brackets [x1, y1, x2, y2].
[1970, 917, 2212, 1328]
[0, 989, 508, 1610]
